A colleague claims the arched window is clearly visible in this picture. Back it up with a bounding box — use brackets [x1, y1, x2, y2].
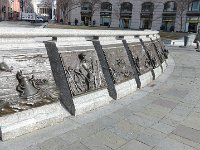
[119, 2, 133, 28]
[100, 2, 112, 26]
[141, 2, 154, 12]
[81, 2, 92, 11]
[163, 1, 177, 12]
[101, 2, 112, 11]
[120, 2, 133, 13]
[81, 2, 92, 26]
[189, 0, 200, 11]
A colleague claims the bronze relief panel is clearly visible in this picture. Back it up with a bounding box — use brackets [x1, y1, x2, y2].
[102, 45, 134, 84]
[154, 40, 169, 62]
[61, 50, 106, 96]
[129, 43, 153, 75]
[143, 41, 160, 68]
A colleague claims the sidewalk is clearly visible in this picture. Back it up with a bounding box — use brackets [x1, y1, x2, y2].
[1, 46, 200, 150]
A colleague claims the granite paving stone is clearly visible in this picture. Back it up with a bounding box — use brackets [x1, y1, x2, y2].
[152, 137, 197, 150]
[90, 129, 128, 149]
[117, 139, 152, 150]
[81, 135, 113, 150]
[127, 114, 158, 128]
[37, 137, 69, 150]
[182, 112, 200, 130]
[169, 134, 200, 150]
[65, 141, 90, 150]
[108, 119, 146, 140]
[152, 99, 178, 109]
[172, 125, 200, 144]
[136, 128, 167, 147]
[151, 122, 176, 134]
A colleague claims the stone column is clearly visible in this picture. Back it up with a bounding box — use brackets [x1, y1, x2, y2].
[151, 1, 164, 31]
[92, 4, 100, 26]
[175, 10, 187, 32]
[130, 1, 142, 29]
[110, 0, 120, 28]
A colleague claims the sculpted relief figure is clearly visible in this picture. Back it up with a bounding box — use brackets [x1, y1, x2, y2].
[66, 52, 104, 96]
[16, 70, 40, 99]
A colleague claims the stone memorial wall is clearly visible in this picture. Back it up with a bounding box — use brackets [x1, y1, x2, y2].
[0, 28, 168, 141]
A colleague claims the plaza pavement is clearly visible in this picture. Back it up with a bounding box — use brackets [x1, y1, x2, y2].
[0, 21, 45, 28]
[1, 46, 200, 150]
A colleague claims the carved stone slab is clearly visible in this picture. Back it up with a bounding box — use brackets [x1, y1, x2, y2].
[102, 44, 134, 84]
[61, 50, 106, 97]
[129, 43, 153, 75]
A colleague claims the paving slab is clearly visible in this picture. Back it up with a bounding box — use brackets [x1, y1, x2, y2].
[136, 128, 167, 147]
[152, 137, 197, 150]
[90, 129, 128, 149]
[117, 139, 152, 150]
[172, 125, 200, 144]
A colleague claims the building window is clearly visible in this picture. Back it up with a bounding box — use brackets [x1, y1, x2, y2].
[163, 1, 177, 12]
[81, 2, 92, 26]
[140, 2, 154, 29]
[81, 2, 92, 11]
[119, 2, 133, 28]
[141, 2, 154, 12]
[161, 1, 177, 31]
[120, 2, 132, 14]
[101, 2, 112, 11]
[189, 0, 200, 11]
[100, 2, 112, 26]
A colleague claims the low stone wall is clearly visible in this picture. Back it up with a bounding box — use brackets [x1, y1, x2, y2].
[0, 28, 169, 141]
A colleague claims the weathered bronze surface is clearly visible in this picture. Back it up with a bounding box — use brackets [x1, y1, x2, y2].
[154, 39, 169, 61]
[140, 39, 160, 69]
[0, 62, 13, 72]
[16, 70, 40, 99]
[93, 40, 117, 100]
[61, 51, 106, 96]
[129, 43, 153, 75]
[102, 44, 134, 84]
[122, 39, 141, 88]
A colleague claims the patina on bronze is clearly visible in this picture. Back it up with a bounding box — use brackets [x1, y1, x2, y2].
[119, 37, 141, 88]
[140, 39, 159, 69]
[0, 62, 13, 72]
[92, 40, 117, 100]
[61, 51, 106, 96]
[128, 43, 153, 75]
[155, 38, 169, 60]
[150, 38, 165, 65]
[16, 70, 40, 99]
[101, 43, 134, 85]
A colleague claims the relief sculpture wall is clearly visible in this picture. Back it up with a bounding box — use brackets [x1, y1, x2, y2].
[61, 51, 106, 96]
[129, 43, 153, 75]
[0, 37, 168, 117]
[102, 44, 134, 85]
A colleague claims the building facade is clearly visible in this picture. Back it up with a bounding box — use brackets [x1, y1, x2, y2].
[57, 0, 200, 32]
[0, 0, 20, 21]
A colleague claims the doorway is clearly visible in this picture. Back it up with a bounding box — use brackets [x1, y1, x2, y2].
[81, 16, 91, 26]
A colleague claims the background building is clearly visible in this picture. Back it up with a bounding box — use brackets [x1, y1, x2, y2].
[0, 0, 20, 21]
[56, 0, 200, 32]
